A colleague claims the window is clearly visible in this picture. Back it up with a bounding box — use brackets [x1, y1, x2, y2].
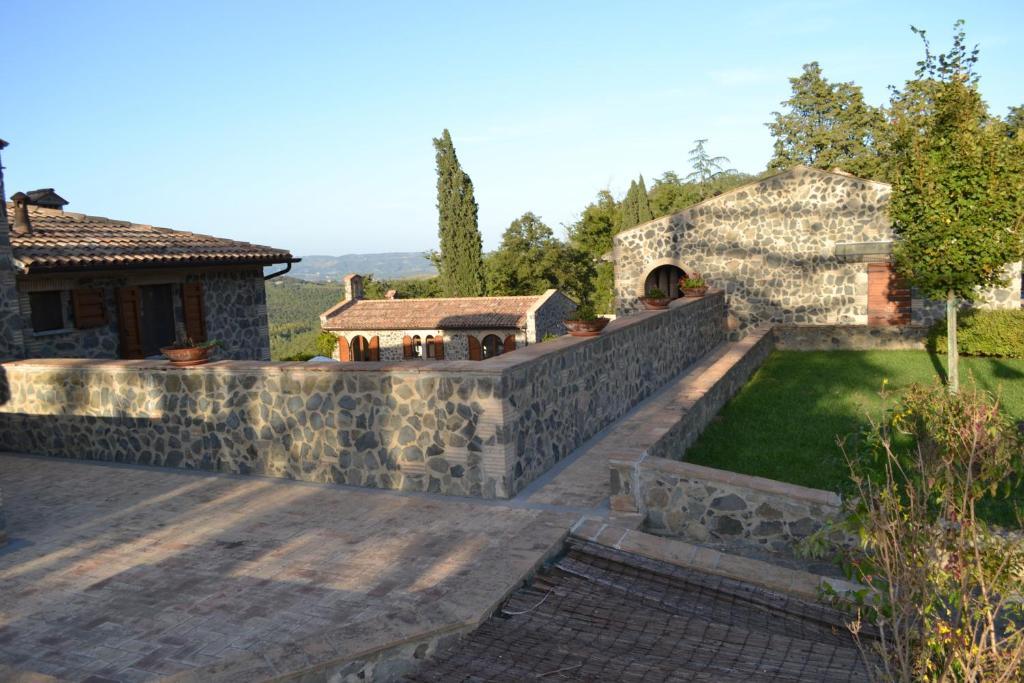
[30, 291, 65, 332]
[412, 335, 422, 358]
[425, 335, 434, 358]
[481, 334, 504, 359]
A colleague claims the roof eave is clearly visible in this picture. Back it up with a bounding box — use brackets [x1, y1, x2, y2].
[17, 255, 298, 276]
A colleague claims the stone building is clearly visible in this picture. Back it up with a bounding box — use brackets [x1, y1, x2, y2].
[0, 142, 296, 361]
[612, 165, 1022, 333]
[320, 274, 577, 361]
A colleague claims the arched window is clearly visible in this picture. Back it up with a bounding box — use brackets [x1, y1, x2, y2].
[425, 335, 435, 358]
[351, 335, 371, 361]
[412, 335, 422, 358]
[644, 264, 687, 300]
[481, 334, 504, 359]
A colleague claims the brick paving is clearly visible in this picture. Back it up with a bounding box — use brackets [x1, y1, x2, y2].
[0, 454, 573, 682]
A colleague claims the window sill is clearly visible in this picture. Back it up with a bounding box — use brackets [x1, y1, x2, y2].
[32, 328, 76, 338]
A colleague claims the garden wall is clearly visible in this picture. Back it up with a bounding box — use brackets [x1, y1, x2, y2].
[0, 293, 725, 499]
[610, 457, 843, 554]
[773, 324, 927, 351]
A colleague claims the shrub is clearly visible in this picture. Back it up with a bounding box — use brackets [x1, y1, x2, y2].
[315, 331, 338, 358]
[834, 384, 1024, 681]
[928, 308, 1024, 358]
[644, 287, 667, 299]
[280, 352, 315, 362]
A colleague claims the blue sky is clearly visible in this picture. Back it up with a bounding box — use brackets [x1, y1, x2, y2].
[3, 1, 1022, 257]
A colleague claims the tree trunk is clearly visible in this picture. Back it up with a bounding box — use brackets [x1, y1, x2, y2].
[946, 290, 959, 394]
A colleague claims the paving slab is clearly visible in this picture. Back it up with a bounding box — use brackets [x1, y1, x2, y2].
[0, 454, 573, 682]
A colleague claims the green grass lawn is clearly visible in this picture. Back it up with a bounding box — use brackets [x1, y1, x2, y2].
[684, 350, 1024, 524]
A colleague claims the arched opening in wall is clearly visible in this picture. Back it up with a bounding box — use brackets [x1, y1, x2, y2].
[644, 264, 687, 300]
[351, 335, 371, 361]
[481, 334, 504, 359]
[425, 335, 435, 358]
[412, 335, 422, 358]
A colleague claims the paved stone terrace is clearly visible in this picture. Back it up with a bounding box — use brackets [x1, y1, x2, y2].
[0, 454, 574, 682]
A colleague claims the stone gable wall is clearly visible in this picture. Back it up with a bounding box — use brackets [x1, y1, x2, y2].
[0, 151, 23, 361]
[0, 293, 725, 498]
[613, 167, 1021, 334]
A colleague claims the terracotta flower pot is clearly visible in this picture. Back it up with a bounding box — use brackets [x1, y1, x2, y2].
[564, 318, 610, 337]
[682, 286, 708, 297]
[161, 345, 212, 367]
[638, 297, 670, 310]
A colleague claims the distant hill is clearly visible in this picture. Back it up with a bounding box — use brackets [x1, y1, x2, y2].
[286, 252, 436, 282]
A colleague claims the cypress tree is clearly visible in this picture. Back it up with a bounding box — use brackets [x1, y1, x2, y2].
[616, 175, 654, 231]
[433, 129, 485, 297]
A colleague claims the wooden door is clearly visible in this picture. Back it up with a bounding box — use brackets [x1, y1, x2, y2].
[116, 287, 144, 359]
[868, 264, 911, 326]
[468, 335, 482, 361]
[180, 282, 206, 342]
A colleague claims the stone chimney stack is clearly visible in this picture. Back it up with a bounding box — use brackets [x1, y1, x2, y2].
[342, 273, 364, 301]
[0, 139, 26, 359]
[10, 192, 31, 235]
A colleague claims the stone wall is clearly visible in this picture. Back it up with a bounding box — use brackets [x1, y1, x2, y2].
[612, 166, 1022, 333]
[0, 487, 6, 547]
[11, 267, 271, 361]
[0, 145, 23, 361]
[772, 324, 928, 351]
[0, 293, 726, 498]
[611, 457, 843, 554]
[525, 290, 576, 341]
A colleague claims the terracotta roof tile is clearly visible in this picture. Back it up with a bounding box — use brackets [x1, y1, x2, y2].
[6, 204, 295, 273]
[322, 295, 544, 330]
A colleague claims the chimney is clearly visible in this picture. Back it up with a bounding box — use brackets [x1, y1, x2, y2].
[342, 273, 364, 301]
[384, 289, 397, 300]
[10, 192, 31, 235]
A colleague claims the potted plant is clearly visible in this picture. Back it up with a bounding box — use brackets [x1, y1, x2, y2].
[680, 273, 709, 297]
[564, 303, 609, 337]
[160, 338, 223, 366]
[638, 287, 670, 310]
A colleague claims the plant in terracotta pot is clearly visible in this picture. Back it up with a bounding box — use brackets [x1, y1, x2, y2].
[680, 273, 709, 297]
[161, 338, 223, 366]
[638, 287, 670, 310]
[564, 302, 609, 337]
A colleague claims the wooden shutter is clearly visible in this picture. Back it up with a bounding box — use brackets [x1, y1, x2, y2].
[180, 282, 207, 342]
[116, 287, 144, 359]
[72, 288, 107, 329]
[369, 336, 380, 361]
[434, 335, 444, 359]
[337, 336, 351, 362]
[867, 264, 911, 326]
[503, 335, 517, 353]
[468, 335, 482, 361]
[402, 335, 413, 359]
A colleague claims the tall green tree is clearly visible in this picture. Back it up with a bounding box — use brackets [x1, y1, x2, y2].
[567, 191, 620, 313]
[616, 175, 654, 232]
[1006, 105, 1024, 138]
[888, 22, 1024, 393]
[433, 129, 485, 297]
[767, 62, 885, 179]
[486, 212, 594, 304]
[648, 171, 702, 216]
[686, 139, 736, 198]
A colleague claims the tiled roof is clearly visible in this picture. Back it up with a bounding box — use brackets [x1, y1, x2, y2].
[322, 294, 545, 330]
[5, 204, 295, 273]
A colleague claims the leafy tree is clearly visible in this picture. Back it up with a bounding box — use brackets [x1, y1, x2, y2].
[567, 191, 620, 313]
[767, 62, 885, 179]
[433, 129, 485, 297]
[486, 212, 594, 304]
[888, 22, 1024, 393]
[648, 171, 702, 216]
[1006, 105, 1024, 138]
[616, 175, 654, 231]
[685, 139, 736, 198]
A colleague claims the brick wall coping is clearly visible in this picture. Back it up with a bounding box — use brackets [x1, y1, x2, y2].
[1, 292, 721, 377]
[613, 456, 842, 508]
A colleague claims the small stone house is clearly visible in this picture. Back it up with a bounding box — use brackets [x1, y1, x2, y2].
[319, 274, 577, 361]
[0, 142, 296, 361]
[612, 165, 1022, 333]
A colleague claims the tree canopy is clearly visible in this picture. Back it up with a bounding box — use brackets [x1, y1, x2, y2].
[616, 175, 654, 232]
[767, 62, 885, 179]
[433, 129, 485, 297]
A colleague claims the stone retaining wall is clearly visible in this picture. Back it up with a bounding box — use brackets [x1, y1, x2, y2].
[0, 293, 725, 498]
[0, 488, 6, 547]
[611, 457, 843, 554]
[773, 324, 928, 351]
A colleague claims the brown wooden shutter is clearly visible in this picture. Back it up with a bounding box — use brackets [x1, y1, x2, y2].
[434, 335, 444, 359]
[181, 282, 207, 342]
[369, 336, 380, 361]
[337, 336, 351, 362]
[402, 335, 413, 359]
[468, 335, 482, 361]
[72, 288, 107, 329]
[116, 287, 144, 359]
[503, 335, 517, 353]
[867, 264, 911, 326]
